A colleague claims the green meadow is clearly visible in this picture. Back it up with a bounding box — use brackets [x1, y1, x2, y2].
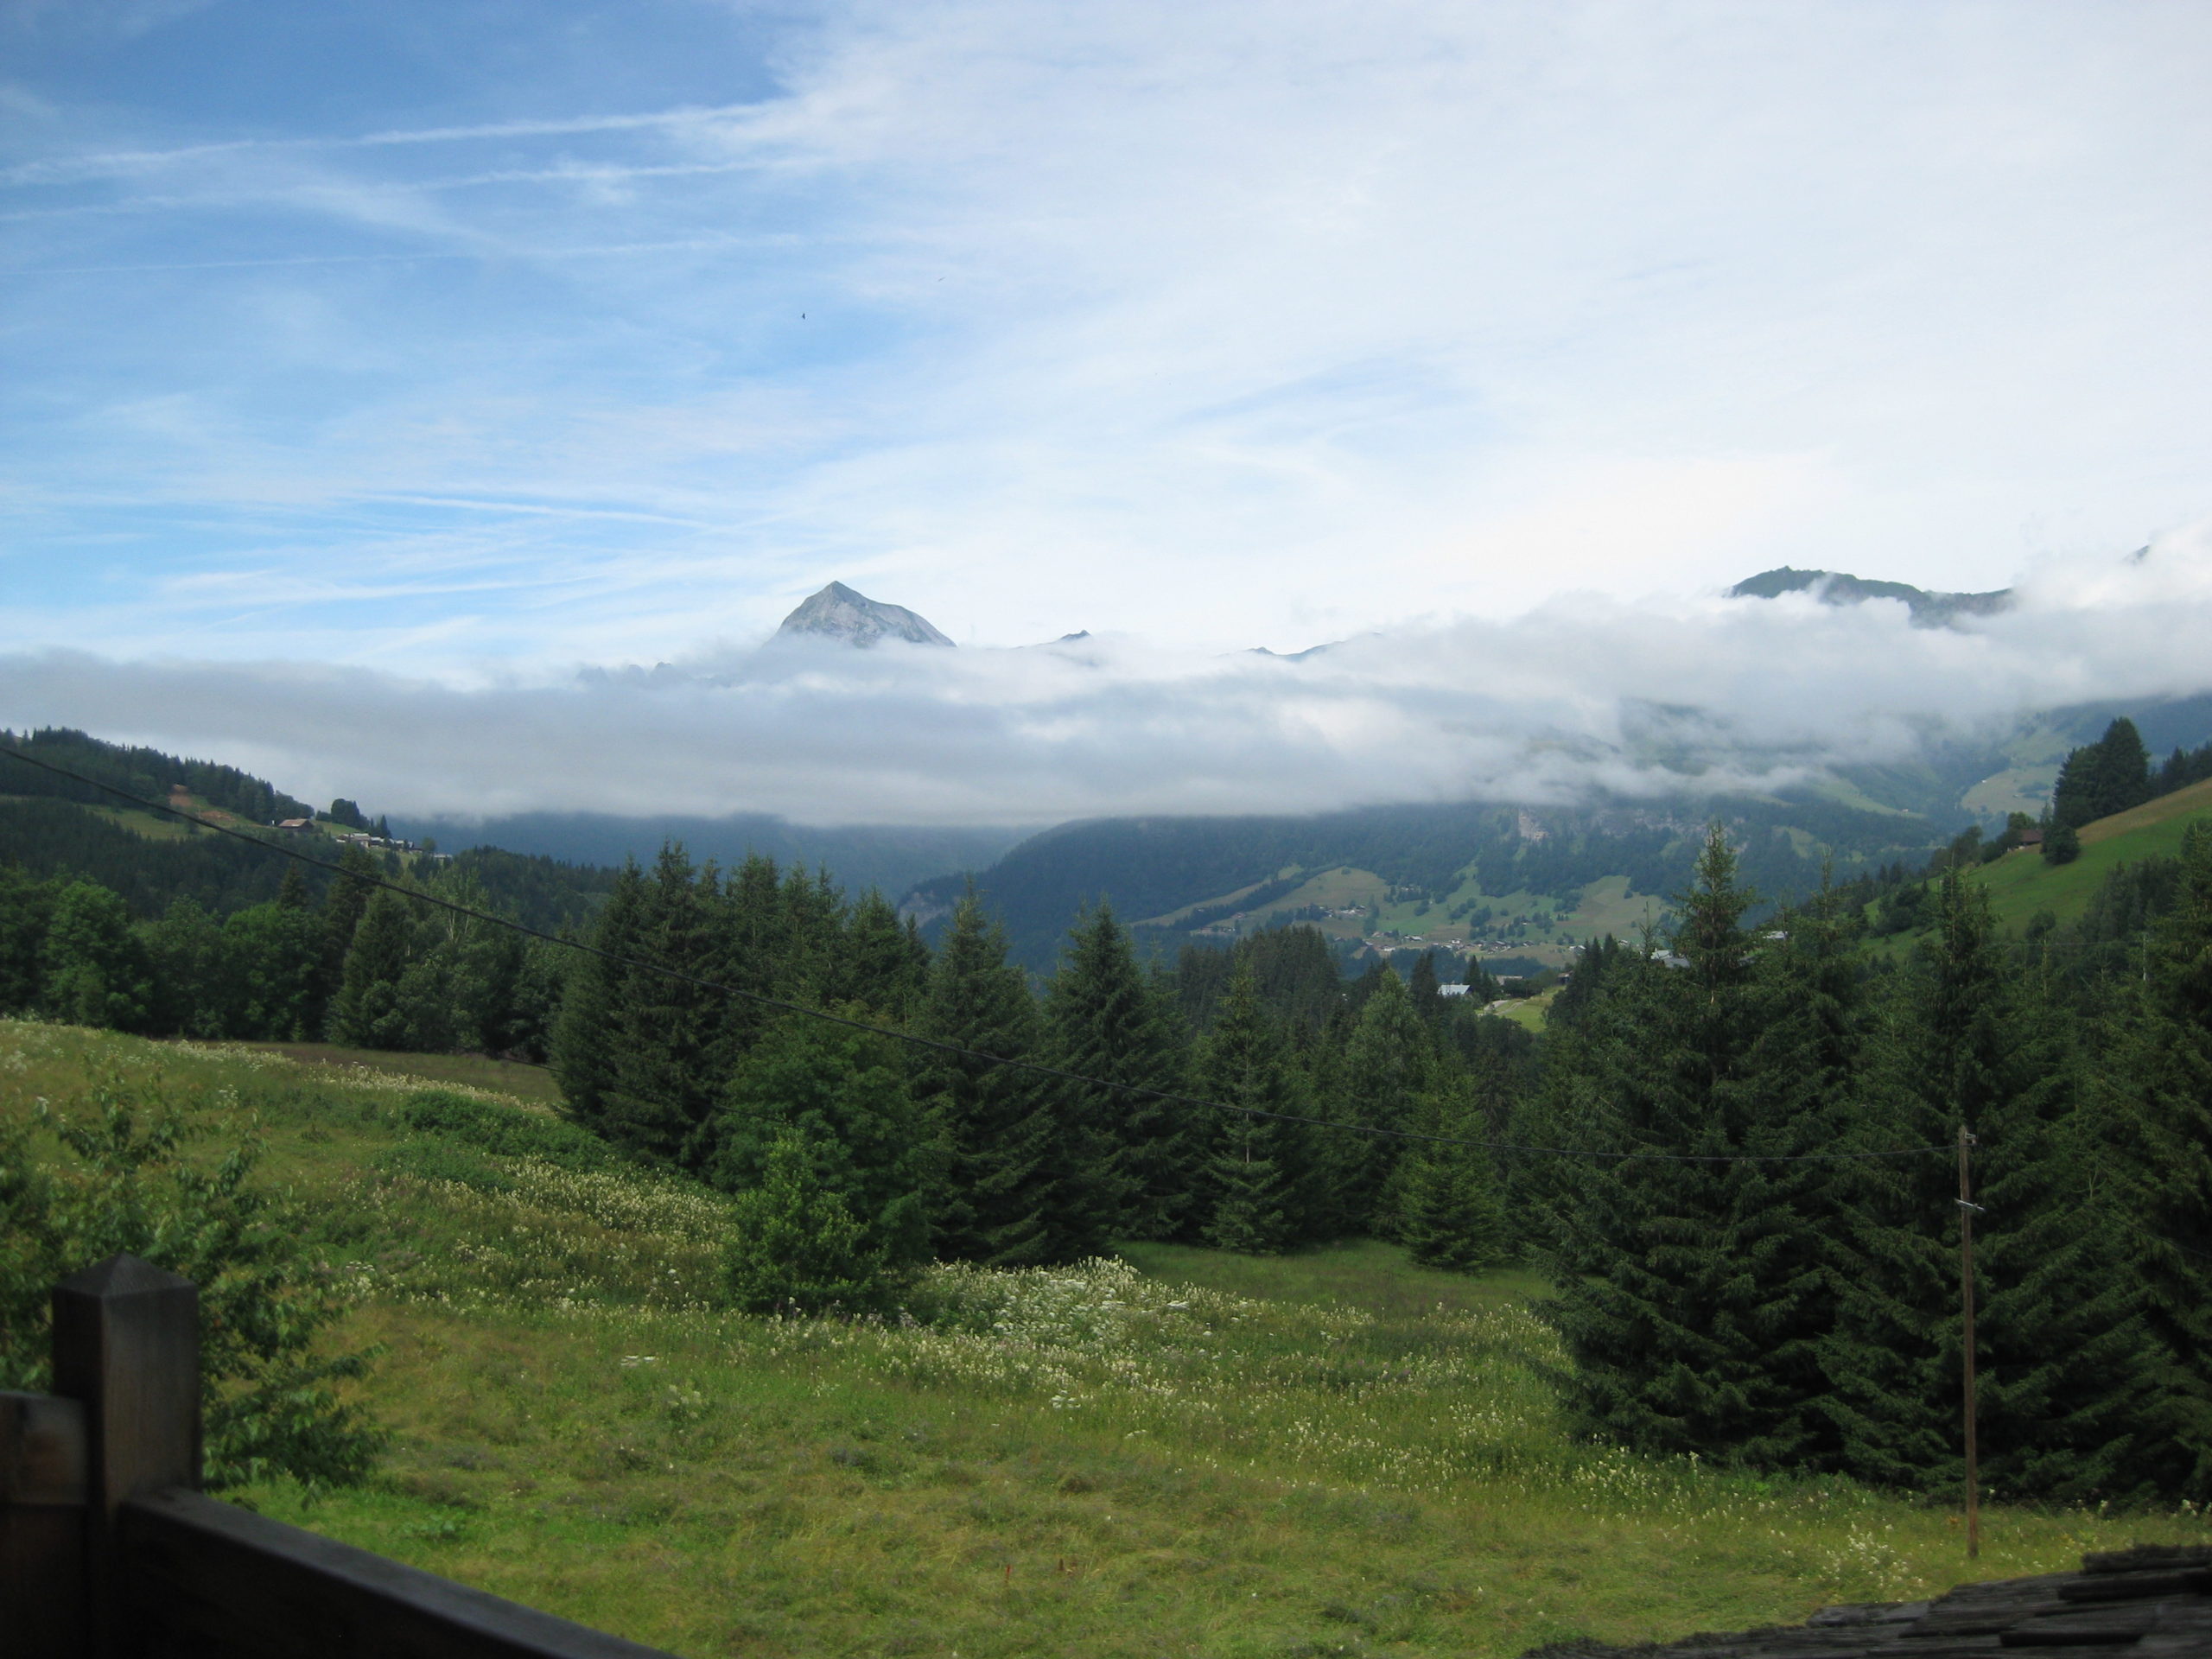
[5, 1018, 2205, 1659]
[1967, 776, 2212, 931]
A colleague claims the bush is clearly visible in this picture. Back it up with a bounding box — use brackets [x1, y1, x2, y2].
[0, 1072, 385, 1489]
[400, 1088, 611, 1170]
[2043, 823, 2082, 865]
[721, 1128, 899, 1315]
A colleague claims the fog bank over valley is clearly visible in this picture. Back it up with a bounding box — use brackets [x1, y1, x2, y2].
[4, 532, 2209, 830]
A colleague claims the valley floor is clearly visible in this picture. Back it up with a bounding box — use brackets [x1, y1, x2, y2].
[4, 1021, 2204, 1659]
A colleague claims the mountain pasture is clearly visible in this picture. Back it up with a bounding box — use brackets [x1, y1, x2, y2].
[4, 1019, 2202, 1659]
[1969, 777, 2212, 931]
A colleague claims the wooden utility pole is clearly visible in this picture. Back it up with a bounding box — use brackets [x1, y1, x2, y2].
[1957, 1124, 1980, 1560]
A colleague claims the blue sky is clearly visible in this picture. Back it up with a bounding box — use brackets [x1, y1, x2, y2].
[4, 3, 2212, 822]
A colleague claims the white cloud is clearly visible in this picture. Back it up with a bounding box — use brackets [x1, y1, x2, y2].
[4, 535, 2209, 828]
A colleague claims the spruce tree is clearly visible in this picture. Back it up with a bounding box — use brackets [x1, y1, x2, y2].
[2108, 819, 2212, 1494]
[1822, 867, 2158, 1499]
[918, 893, 1060, 1266]
[1334, 967, 1432, 1234]
[601, 845, 722, 1164]
[1395, 1076, 1509, 1272]
[317, 842, 378, 1002]
[713, 855, 787, 1063]
[1042, 904, 1188, 1246]
[550, 859, 646, 1131]
[1544, 825, 1840, 1466]
[842, 888, 931, 1020]
[1194, 961, 1309, 1254]
[326, 888, 416, 1048]
[1408, 950, 1445, 1025]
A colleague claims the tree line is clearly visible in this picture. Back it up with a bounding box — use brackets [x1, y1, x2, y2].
[1518, 822, 2212, 1504]
[10, 773, 2212, 1505]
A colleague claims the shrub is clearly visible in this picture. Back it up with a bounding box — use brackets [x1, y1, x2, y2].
[721, 1128, 898, 1315]
[0, 1071, 385, 1489]
[400, 1088, 611, 1169]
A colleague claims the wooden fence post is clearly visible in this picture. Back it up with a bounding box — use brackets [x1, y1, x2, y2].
[51, 1254, 200, 1659]
[0, 1389, 88, 1659]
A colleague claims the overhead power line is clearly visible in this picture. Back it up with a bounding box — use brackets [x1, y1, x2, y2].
[0, 742, 1955, 1166]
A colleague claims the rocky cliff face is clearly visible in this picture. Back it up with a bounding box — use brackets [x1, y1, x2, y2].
[776, 582, 955, 648]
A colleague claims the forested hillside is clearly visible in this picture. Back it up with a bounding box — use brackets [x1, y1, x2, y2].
[903, 795, 1955, 971]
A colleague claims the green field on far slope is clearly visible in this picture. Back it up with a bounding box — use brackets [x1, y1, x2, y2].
[1967, 776, 2212, 931]
[4, 1021, 2203, 1659]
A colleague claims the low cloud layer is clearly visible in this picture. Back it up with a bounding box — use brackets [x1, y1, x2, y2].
[5, 535, 2211, 830]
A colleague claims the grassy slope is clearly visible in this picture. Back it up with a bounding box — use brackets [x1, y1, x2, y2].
[1968, 777, 2212, 931]
[4, 1020, 2203, 1659]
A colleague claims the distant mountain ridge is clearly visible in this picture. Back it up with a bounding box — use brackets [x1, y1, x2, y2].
[777, 581, 955, 647]
[1727, 566, 2012, 627]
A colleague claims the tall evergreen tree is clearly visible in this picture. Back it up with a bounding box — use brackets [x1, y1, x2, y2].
[0, 865, 55, 1015]
[2052, 717, 2155, 830]
[1043, 904, 1188, 1245]
[601, 846, 723, 1163]
[1194, 961, 1309, 1254]
[1333, 967, 1432, 1235]
[841, 888, 931, 1020]
[918, 893, 1059, 1266]
[326, 889, 419, 1049]
[2108, 819, 2212, 1495]
[1394, 1074, 1509, 1272]
[550, 859, 647, 1129]
[1822, 867, 2158, 1499]
[1545, 825, 1840, 1466]
[317, 842, 378, 1001]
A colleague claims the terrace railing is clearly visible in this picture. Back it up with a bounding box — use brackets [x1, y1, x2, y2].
[0, 1254, 679, 1659]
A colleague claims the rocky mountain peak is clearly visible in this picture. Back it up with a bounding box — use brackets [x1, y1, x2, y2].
[776, 582, 955, 648]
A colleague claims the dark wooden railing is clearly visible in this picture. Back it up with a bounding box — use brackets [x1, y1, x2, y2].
[2, 1255, 679, 1658]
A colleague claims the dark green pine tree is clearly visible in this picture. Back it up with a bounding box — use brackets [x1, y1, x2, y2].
[774, 864, 844, 1007]
[1042, 904, 1190, 1247]
[1822, 867, 2159, 1500]
[550, 859, 647, 1130]
[317, 842, 378, 1005]
[721, 1126, 885, 1315]
[1194, 961, 1309, 1255]
[2052, 717, 2155, 830]
[1544, 824, 1840, 1467]
[713, 855, 788, 1063]
[601, 845, 723, 1165]
[1394, 1076, 1509, 1272]
[1334, 966, 1433, 1236]
[325, 888, 416, 1048]
[918, 893, 1059, 1266]
[2107, 819, 2212, 1495]
[1408, 950, 1446, 1026]
[839, 888, 931, 1020]
[0, 864, 55, 1016]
